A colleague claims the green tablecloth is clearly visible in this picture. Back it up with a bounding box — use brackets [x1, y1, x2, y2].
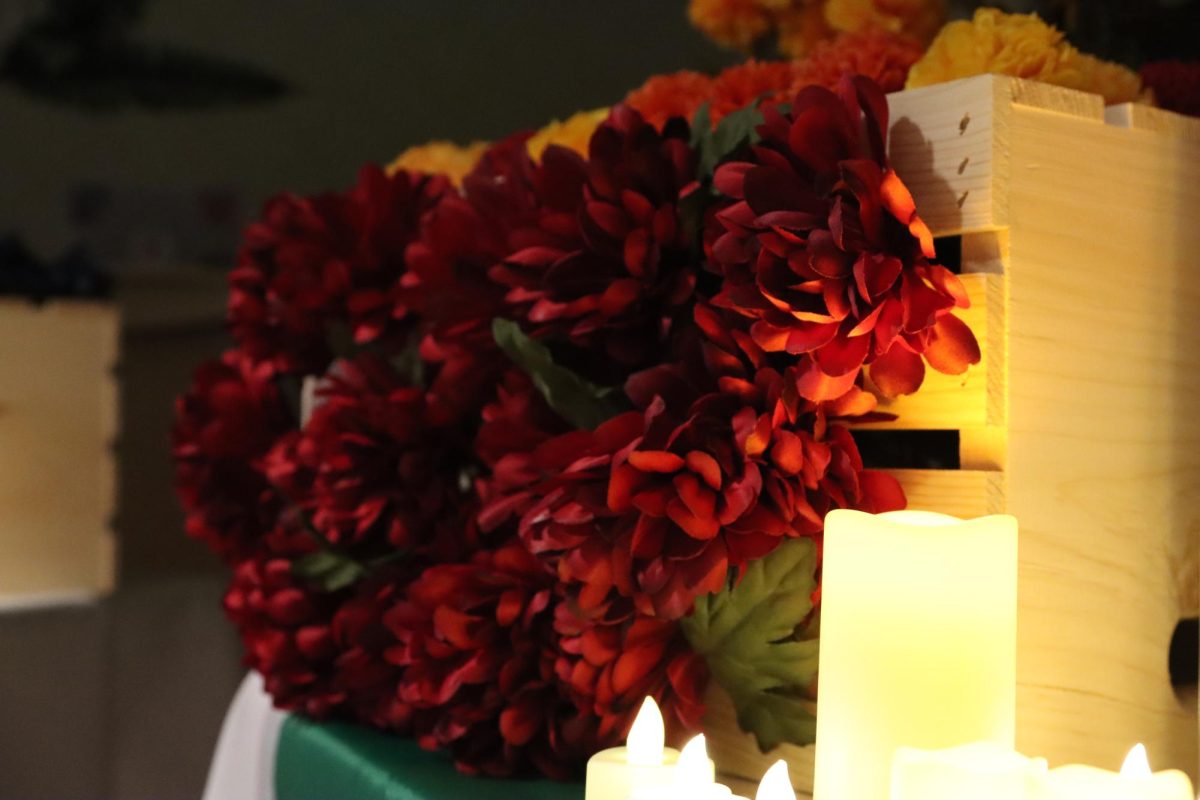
[275, 716, 585, 800]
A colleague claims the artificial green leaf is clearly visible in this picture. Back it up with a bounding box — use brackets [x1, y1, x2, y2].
[293, 550, 366, 593]
[694, 101, 763, 181]
[689, 102, 712, 150]
[681, 537, 820, 752]
[491, 318, 625, 430]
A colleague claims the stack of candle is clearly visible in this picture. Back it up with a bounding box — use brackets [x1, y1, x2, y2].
[584, 509, 1198, 800]
[584, 697, 801, 800]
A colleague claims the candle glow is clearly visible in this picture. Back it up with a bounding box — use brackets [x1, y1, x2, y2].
[627, 697, 665, 767]
[755, 761, 796, 800]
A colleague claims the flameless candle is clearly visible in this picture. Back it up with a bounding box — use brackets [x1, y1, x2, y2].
[1040, 744, 1194, 800]
[585, 697, 680, 800]
[814, 510, 1018, 800]
[756, 761, 797, 800]
[890, 742, 1048, 800]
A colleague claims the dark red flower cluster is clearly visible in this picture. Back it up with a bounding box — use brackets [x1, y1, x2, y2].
[705, 77, 979, 400]
[228, 166, 451, 373]
[172, 350, 289, 561]
[267, 354, 475, 562]
[385, 543, 597, 778]
[489, 106, 699, 379]
[223, 516, 411, 726]
[174, 71, 970, 781]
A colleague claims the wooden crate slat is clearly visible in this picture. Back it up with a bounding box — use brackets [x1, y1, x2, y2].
[854, 273, 1003, 431]
[1004, 98, 1200, 774]
[0, 301, 119, 602]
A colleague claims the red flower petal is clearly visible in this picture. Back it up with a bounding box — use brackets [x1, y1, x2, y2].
[627, 450, 686, 473]
[923, 314, 981, 376]
[869, 341, 926, 397]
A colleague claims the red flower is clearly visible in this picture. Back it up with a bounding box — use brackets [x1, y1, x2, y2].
[224, 522, 412, 728]
[489, 106, 698, 379]
[273, 354, 476, 560]
[554, 602, 708, 745]
[1140, 60, 1200, 117]
[705, 77, 979, 400]
[385, 543, 596, 778]
[625, 70, 716, 130]
[792, 30, 925, 94]
[483, 365, 902, 621]
[228, 165, 449, 373]
[172, 350, 289, 561]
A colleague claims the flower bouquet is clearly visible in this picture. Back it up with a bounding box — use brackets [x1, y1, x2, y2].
[174, 4, 1194, 784]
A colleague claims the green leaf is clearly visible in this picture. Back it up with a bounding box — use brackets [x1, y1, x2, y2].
[491, 318, 625, 430]
[293, 550, 366, 593]
[694, 101, 763, 181]
[681, 538, 820, 751]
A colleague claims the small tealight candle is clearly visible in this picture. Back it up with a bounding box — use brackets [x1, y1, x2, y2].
[890, 742, 1048, 800]
[585, 697, 680, 800]
[1041, 744, 1194, 800]
[756, 760, 797, 800]
[675, 735, 718, 789]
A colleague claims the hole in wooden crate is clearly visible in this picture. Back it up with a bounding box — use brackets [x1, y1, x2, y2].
[1169, 617, 1198, 700]
[850, 430, 960, 470]
[934, 235, 962, 273]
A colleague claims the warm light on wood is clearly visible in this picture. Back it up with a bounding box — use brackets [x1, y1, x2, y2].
[814, 510, 1018, 800]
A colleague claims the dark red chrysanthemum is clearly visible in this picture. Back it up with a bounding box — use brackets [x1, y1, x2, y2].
[1140, 60, 1200, 117]
[269, 354, 476, 560]
[172, 350, 290, 561]
[385, 543, 597, 778]
[228, 165, 450, 373]
[482, 365, 902, 621]
[224, 521, 412, 728]
[489, 106, 698, 380]
[553, 602, 708, 745]
[705, 76, 979, 400]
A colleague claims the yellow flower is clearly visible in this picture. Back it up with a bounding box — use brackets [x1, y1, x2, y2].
[526, 108, 610, 162]
[776, 2, 835, 59]
[906, 8, 1146, 105]
[387, 140, 488, 186]
[823, 0, 944, 45]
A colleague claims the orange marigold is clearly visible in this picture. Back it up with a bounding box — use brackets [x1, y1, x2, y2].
[626, 71, 716, 130]
[525, 108, 610, 161]
[906, 9, 1146, 105]
[823, 0, 945, 45]
[386, 140, 488, 186]
[688, 0, 776, 50]
[792, 29, 924, 93]
[776, 1, 835, 59]
[710, 60, 798, 122]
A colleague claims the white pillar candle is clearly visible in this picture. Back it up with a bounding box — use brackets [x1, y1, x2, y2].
[814, 510, 1019, 800]
[1040, 744, 1194, 800]
[890, 742, 1048, 800]
[585, 697, 680, 800]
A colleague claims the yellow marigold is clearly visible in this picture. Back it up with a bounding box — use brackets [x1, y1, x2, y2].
[823, 0, 945, 45]
[688, 0, 775, 50]
[906, 9, 1146, 105]
[387, 140, 488, 186]
[526, 108, 609, 162]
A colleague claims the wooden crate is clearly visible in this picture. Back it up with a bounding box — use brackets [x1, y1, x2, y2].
[0, 300, 119, 607]
[705, 75, 1200, 792]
